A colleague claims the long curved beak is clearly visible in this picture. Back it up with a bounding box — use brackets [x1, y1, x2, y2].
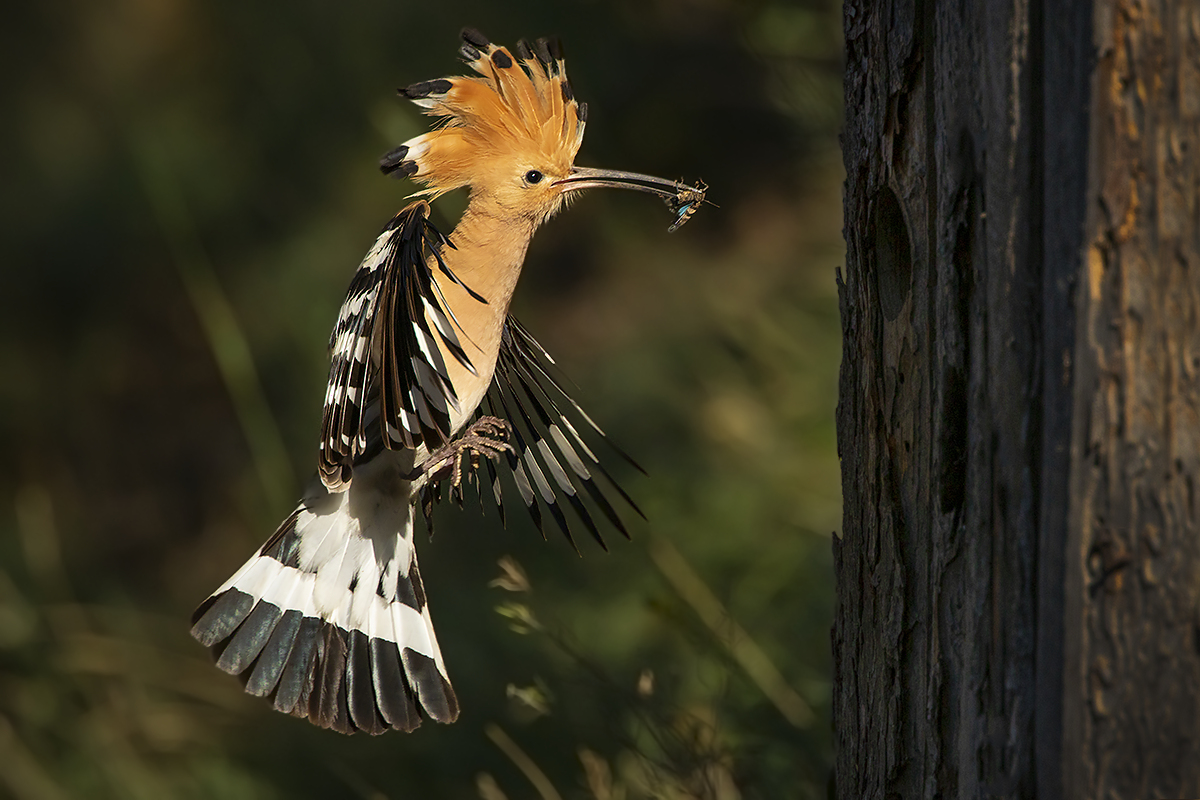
[554, 166, 709, 232]
[553, 166, 687, 201]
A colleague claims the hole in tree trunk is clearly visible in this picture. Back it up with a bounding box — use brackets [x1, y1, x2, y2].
[871, 185, 914, 322]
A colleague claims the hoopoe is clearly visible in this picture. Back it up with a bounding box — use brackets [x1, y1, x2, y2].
[191, 28, 706, 735]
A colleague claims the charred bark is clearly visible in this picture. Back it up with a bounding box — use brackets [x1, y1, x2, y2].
[834, 1, 1200, 797]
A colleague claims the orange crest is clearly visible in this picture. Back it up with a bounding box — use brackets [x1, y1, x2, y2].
[380, 29, 588, 198]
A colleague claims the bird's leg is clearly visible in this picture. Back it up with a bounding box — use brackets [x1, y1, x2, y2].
[416, 416, 514, 492]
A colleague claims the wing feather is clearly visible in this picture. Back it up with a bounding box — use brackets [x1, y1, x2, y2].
[319, 201, 480, 491]
[463, 317, 643, 549]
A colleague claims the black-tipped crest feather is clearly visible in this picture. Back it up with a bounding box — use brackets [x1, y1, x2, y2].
[460, 27, 490, 49]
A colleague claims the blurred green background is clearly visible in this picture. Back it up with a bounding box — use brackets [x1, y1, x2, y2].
[0, 1, 843, 797]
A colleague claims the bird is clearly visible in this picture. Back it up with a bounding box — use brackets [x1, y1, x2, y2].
[190, 28, 706, 735]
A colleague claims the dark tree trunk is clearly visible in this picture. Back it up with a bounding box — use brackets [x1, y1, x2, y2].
[833, 1, 1200, 798]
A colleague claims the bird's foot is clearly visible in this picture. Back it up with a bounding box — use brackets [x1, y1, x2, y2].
[418, 416, 513, 491]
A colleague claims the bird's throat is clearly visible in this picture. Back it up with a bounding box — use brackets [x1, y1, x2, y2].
[431, 201, 538, 432]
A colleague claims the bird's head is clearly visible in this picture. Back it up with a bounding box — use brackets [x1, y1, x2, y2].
[381, 29, 700, 228]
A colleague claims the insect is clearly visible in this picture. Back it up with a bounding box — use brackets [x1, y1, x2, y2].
[666, 179, 709, 233]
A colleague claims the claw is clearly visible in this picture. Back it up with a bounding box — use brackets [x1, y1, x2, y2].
[418, 416, 514, 492]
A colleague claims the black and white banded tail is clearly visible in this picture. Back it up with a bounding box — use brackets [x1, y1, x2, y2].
[191, 476, 456, 734]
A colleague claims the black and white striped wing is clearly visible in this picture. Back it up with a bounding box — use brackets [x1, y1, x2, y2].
[319, 200, 483, 491]
[475, 316, 645, 551]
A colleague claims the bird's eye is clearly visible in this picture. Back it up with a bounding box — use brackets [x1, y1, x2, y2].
[524, 169, 544, 185]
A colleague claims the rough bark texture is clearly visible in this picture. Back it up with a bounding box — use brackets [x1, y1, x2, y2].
[834, 1, 1200, 798]
[1066, 3, 1200, 796]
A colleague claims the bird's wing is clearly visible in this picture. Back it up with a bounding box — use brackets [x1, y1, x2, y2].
[319, 200, 481, 491]
[464, 316, 645, 551]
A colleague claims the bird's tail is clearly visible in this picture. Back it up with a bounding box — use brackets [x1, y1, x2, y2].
[190, 481, 457, 734]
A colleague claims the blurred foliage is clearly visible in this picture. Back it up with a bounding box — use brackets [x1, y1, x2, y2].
[0, 0, 843, 797]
